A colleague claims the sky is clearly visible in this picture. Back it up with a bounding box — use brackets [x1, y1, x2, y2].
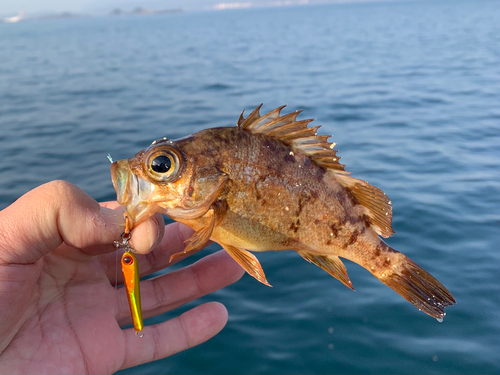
[1, 0, 393, 17]
[0, 0, 221, 16]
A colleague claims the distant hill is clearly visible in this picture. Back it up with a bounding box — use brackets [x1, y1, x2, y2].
[109, 7, 183, 16]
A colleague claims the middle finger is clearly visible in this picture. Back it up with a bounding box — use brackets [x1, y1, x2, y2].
[114, 249, 244, 325]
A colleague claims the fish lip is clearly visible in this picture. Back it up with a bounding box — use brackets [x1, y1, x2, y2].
[110, 159, 156, 227]
[111, 160, 132, 206]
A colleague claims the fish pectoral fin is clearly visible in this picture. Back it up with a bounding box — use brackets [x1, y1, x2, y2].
[159, 167, 229, 221]
[299, 252, 354, 290]
[169, 223, 213, 262]
[221, 244, 272, 287]
[170, 201, 227, 262]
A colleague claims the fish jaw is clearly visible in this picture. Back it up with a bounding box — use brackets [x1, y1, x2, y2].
[110, 160, 157, 227]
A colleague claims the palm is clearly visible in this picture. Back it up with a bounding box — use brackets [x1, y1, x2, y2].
[0, 187, 244, 374]
[2, 249, 124, 374]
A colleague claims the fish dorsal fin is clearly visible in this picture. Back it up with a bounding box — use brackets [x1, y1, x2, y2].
[335, 174, 394, 238]
[238, 104, 348, 174]
[238, 105, 394, 237]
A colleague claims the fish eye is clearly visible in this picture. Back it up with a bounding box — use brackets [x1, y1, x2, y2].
[151, 155, 171, 173]
[146, 146, 183, 183]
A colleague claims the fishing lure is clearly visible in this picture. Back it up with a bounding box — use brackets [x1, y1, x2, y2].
[114, 214, 144, 337]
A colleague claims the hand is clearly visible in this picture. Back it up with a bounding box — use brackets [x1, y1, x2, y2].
[0, 181, 244, 374]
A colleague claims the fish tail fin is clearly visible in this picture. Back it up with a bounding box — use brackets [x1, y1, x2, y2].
[374, 247, 456, 320]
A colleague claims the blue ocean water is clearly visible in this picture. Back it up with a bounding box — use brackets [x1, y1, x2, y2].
[1, 0, 499, 373]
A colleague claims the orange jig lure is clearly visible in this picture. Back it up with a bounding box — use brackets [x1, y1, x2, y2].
[115, 214, 144, 337]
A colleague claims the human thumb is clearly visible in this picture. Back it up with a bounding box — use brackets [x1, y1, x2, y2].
[0, 181, 126, 264]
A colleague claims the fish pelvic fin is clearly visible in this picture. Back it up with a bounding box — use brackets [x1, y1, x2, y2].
[221, 244, 272, 287]
[373, 247, 456, 320]
[299, 252, 354, 290]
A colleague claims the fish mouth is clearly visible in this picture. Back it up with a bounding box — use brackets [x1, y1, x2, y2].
[111, 160, 155, 227]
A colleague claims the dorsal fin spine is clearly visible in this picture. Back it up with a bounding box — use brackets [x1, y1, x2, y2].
[237, 110, 245, 127]
[240, 104, 263, 129]
[240, 105, 346, 173]
[278, 127, 318, 141]
[267, 120, 314, 138]
[258, 111, 303, 133]
[252, 105, 286, 129]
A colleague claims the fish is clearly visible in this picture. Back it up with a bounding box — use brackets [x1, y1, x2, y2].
[110, 104, 455, 319]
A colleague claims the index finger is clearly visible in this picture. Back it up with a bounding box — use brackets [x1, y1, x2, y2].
[0, 181, 161, 264]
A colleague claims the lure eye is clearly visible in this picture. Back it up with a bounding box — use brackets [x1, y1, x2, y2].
[123, 256, 133, 265]
[146, 145, 183, 183]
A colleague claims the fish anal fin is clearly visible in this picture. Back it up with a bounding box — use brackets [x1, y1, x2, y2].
[299, 252, 354, 290]
[221, 244, 271, 287]
[169, 201, 227, 262]
[335, 174, 394, 238]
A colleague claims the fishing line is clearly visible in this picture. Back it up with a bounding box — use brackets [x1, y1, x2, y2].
[108, 152, 120, 290]
[115, 247, 119, 290]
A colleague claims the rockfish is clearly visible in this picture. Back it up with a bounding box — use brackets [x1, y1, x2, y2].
[111, 105, 455, 319]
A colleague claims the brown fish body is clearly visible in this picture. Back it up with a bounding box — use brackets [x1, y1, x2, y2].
[183, 128, 372, 253]
[111, 105, 455, 319]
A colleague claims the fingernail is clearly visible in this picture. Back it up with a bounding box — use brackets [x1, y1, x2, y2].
[147, 216, 161, 250]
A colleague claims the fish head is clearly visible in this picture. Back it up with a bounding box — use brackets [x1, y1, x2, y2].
[111, 134, 228, 228]
[111, 138, 188, 227]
